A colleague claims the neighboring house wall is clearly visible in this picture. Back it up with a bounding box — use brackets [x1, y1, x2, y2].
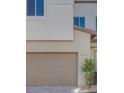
[27, 0, 74, 40]
[27, 29, 91, 87]
[91, 41, 97, 72]
[74, 2, 97, 30]
[91, 42, 97, 62]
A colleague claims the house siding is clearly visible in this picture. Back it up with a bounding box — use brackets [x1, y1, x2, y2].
[26, 0, 74, 40]
[27, 29, 91, 87]
[74, 2, 97, 31]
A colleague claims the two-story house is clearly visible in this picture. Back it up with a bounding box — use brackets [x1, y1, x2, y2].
[26, 0, 97, 87]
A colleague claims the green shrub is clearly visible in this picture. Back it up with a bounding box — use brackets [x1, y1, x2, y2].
[81, 58, 95, 88]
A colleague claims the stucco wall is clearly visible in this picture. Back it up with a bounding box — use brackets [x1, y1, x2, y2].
[74, 3, 97, 30]
[75, 0, 97, 1]
[27, 0, 74, 40]
[27, 29, 91, 87]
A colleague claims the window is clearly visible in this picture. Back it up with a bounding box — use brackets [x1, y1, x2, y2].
[80, 17, 85, 28]
[27, 0, 44, 16]
[74, 17, 79, 26]
[74, 17, 85, 28]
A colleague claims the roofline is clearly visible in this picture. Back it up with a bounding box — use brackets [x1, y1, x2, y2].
[74, 25, 97, 35]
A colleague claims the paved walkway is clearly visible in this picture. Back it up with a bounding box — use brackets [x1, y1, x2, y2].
[26, 86, 77, 93]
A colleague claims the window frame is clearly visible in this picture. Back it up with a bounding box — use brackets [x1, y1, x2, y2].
[74, 17, 79, 26]
[74, 16, 85, 28]
[27, 0, 47, 21]
[79, 17, 85, 28]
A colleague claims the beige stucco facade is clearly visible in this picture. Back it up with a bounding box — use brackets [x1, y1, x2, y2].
[26, 28, 97, 87]
[27, 0, 74, 40]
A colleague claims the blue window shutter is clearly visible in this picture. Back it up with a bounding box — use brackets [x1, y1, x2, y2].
[36, 0, 44, 16]
[74, 17, 79, 26]
[80, 17, 85, 28]
[27, 0, 35, 16]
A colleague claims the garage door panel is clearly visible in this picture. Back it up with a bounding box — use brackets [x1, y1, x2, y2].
[26, 52, 77, 85]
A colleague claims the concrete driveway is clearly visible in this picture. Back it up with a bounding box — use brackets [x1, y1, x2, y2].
[26, 86, 77, 93]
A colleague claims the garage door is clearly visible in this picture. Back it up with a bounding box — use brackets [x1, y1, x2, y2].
[26, 52, 77, 86]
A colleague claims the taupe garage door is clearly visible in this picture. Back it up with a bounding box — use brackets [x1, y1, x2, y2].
[26, 52, 77, 86]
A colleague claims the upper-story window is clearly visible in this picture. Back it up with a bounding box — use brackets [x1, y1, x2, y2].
[27, 0, 44, 16]
[74, 17, 85, 28]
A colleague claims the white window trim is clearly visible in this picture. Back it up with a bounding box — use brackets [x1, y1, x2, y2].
[26, 0, 47, 21]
